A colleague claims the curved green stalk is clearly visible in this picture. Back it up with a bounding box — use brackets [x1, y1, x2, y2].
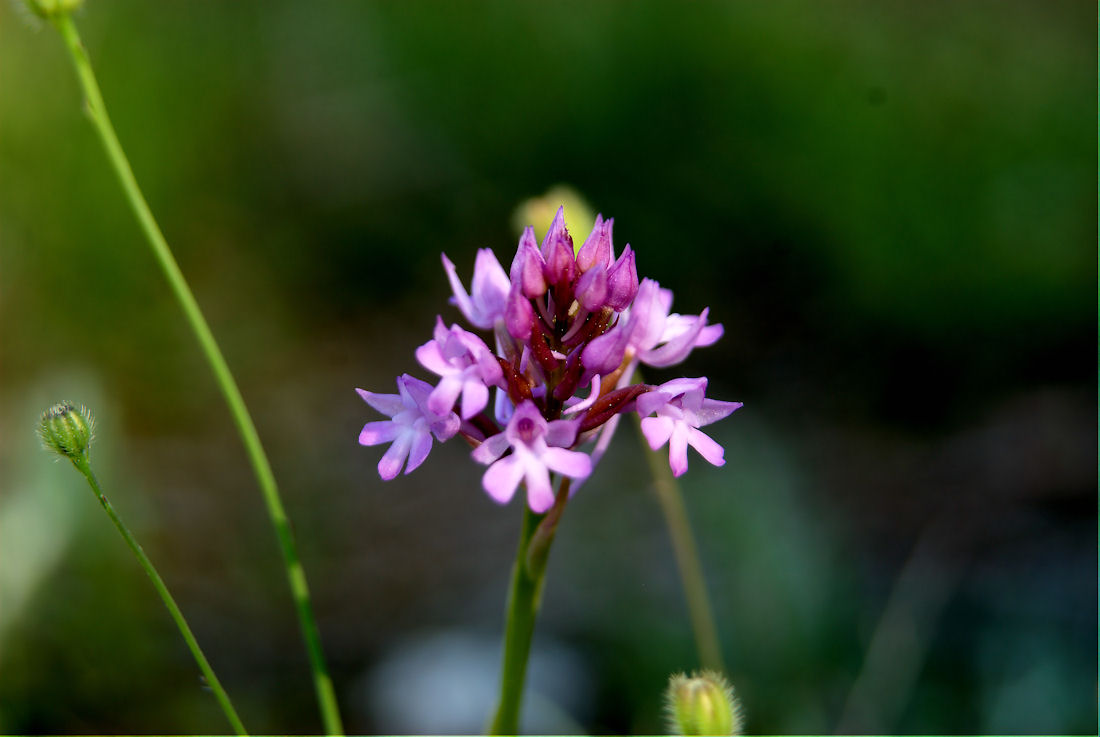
[49, 14, 343, 735]
[70, 457, 248, 736]
[632, 372, 725, 673]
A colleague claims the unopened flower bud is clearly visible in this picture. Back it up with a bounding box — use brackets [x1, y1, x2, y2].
[38, 401, 95, 461]
[23, 0, 82, 19]
[511, 228, 548, 299]
[540, 208, 576, 288]
[576, 214, 613, 273]
[605, 244, 639, 310]
[665, 670, 743, 736]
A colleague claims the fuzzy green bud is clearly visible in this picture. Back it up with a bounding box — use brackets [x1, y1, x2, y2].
[665, 670, 743, 736]
[22, 0, 83, 19]
[38, 401, 95, 461]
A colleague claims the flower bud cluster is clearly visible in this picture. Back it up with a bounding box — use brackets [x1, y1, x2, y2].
[357, 207, 741, 512]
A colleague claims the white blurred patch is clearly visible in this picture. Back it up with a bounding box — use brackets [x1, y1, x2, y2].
[354, 628, 591, 734]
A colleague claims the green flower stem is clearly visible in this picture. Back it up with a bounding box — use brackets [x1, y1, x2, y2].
[632, 376, 725, 673]
[490, 479, 570, 735]
[69, 456, 248, 736]
[50, 14, 343, 736]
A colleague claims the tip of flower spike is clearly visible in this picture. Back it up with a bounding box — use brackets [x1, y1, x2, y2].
[38, 401, 94, 462]
[665, 670, 744, 736]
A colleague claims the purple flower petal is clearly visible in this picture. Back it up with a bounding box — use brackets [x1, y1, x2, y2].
[522, 455, 555, 512]
[687, 427, 725, 467]
[405, 431, 434, 474]
[482, 454, 524, 504]
[378, 432, 413, 480]
[359, 420, 400, 446]
[472, 432, 512, 464]
[640, 415, 675, 450]
[541, 446, 592, 480]
[668, 424, 690, 477]
[356, 388, 405, 418]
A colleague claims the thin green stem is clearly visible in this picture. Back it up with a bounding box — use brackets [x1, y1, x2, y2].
[489, 479, 569, 735]
[632, 375, 725, 673]
[50, 15, 343, 735]
[70, 457, 248, 736]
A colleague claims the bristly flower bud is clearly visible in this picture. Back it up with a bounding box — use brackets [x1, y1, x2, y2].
[665, 670, 743, 736]
[22, 0, 83, 19]
[38, 401, 95, 462]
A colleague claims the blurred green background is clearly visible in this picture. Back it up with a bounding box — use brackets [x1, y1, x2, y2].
[0, 1, 1095, 733]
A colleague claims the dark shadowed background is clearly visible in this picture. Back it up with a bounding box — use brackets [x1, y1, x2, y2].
[0, 1, 1095, 734]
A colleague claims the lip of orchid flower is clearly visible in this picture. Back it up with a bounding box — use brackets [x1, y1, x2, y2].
[636, 377, 742, 477]
[441, 249, 510, 330]
[416, 317, 504, 419]
[471, 400, 592, 513]
[356, 374, 461, 480]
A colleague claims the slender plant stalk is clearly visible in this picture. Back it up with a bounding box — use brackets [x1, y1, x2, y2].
[632, 382, 725, 673]
[70, 457, 248, 735]
[489, 479, 569, 735]
[50, 15, 344, 735]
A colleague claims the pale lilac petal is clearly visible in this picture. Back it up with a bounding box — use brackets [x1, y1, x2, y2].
[405, 430, 434, 474]
[668, 424, 690, 477]
[415, 341, 454, 377]
[476, 349, 504, 385]
[378, 432, 413, 480]
[640, 308, 709, 368]
[687, 427, 725, 467]
[460, 379, 489, 419]
[482, 455, 524, 504]
[660, 377, 708, 398]
[472, 432, 512, 464]
[428, 375, 464, 416]
[399, 375, 436, 407]
[635, 390, 670, 418]
[626, 279, 667, 350]
[356, 388, 405, 418]
[359, 420, 400, 446]
[471, 248, 510, 321]
[523, 458, 555, 513]
[694, 399, 743, 426]
[542, 446, 592, 480]
[696, 322, 724, 347]
[430, 412, 461, 441]
[441, 252, 481, 327]
[640, 416, 675, 450]
[544, 418, 579, 448]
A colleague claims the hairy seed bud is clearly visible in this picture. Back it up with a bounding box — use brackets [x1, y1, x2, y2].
[38, 401, 94, 461]
[665, 670, 743, 736]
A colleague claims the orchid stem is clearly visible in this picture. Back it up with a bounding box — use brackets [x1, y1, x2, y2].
[70, 457, 248, 736]
[490, 479, 570, 735]
[50, 13, 343, 735]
